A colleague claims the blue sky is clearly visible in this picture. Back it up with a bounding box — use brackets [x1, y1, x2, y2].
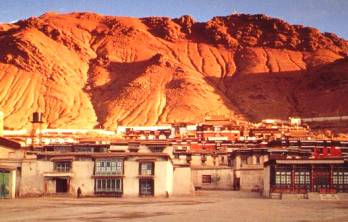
[0, 0, 347, 39]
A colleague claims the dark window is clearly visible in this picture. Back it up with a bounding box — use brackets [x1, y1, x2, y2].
[148, 146, 165, 153]
[95, 159, 123, 175]
[45, 147, 54, 151]
[94, 146, 108, 152]
[54, 162, 71, 172]
[139, 162, 154, 176]
[202, 175, 212, 184]
[75, 146, 94, 152]
[186, 155, 192, 163]
[75, 157, 92, 161]
[95, 178, 122, 192]
[255, 156, 260, 164]
[54, 146, 71, 152]
[229, 159, 234, 167]
[139, 179, 154, 196]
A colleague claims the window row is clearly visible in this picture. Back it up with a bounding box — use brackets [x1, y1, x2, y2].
[275, 171, 348, 186]
[54, 160, 155, 176]
[333, 172, 348, 185]
[95, 178, 122, 192]
[94, 178, 154, 196]
[95, 159, 123, 175]
[95, 160, 154, 176]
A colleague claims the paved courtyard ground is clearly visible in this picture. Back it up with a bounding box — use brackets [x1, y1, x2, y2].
[1, 191, 348, 222]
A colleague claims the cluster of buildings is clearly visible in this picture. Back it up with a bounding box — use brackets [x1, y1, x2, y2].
[0, 113, 348, 199]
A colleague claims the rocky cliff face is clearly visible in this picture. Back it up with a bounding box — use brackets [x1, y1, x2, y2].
[0, 12, 347, 129]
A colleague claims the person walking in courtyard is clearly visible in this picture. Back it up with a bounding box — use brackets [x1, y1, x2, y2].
[77, 187, 82, 198]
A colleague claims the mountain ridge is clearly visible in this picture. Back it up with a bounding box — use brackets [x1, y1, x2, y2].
[0, 12, 347, 130]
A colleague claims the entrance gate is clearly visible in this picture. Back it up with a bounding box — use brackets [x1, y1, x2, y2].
[0, 171, 10, 198]
[313, 167, 330, 192]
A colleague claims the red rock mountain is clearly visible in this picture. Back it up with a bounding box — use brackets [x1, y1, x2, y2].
[0, 12, 347, 129]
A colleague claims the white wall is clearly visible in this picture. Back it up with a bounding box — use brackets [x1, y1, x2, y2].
[71, 160, 94, 196]
[191, 155, 202, 166]
[123, 159, 174, 197]
[192, 168, 233, 190]
[8, 169, 16, 198]
[154, 160, 173, 197]
[123, 161, 139, 197]
[20, 160, 53, 196]
[173, 166, 193, 195]
[0, 147, 24, 159]
[263, 165, 271, 197]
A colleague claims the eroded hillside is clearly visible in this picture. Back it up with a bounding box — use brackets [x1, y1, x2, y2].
[0, 12, 347, 129]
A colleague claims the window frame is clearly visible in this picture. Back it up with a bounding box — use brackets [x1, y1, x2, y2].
[333, 169, 348, 192]
[202, 175, 212, 184]
[139, 162, 154, 176]
[95, 159, 123, 175]
[95, 178, 122, 193]
[294, 169, 311, 191]
[54, 161, 72, 172]
[275, 167, 292, 187]
[139, 179, 154, 196]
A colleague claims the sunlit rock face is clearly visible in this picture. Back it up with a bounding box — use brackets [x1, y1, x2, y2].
[0, 12, 347, 129]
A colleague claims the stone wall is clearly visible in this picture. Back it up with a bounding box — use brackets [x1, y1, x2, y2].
[192, 167, 233, 190]
[20, 160, 53, 196]
[239, 168, 264, 191]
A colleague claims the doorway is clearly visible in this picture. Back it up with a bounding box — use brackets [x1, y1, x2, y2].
[0, 171, 10, 198]
[56, 178, 68, 193]
[313, 167, 330, 192]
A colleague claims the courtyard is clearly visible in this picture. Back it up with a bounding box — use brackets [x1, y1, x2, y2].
[1, 191, 348, 222]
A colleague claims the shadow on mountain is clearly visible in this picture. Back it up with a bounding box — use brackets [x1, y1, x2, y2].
[206, 71, 306, 122]
[306, 57, 348, 89]
[207, 62, 348, 123]
[87, 57, 157, 127]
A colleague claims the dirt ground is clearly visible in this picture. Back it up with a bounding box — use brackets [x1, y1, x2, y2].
[1, 191, 348, 222]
